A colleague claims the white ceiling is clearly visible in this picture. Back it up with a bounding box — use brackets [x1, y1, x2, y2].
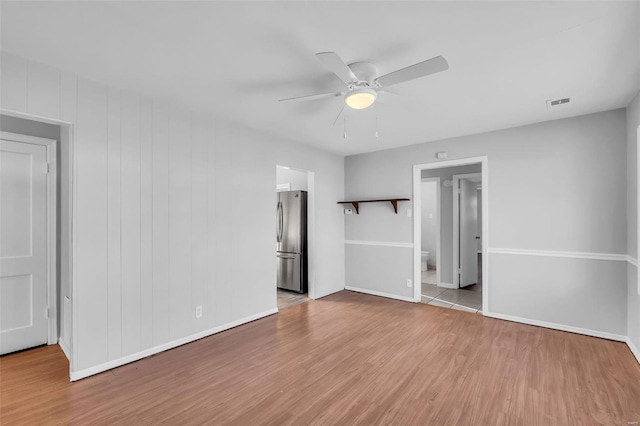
[1, 1, 639, 156]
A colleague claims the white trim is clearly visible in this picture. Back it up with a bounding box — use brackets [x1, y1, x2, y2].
[306, 171, 316, 299]
[413, 156, 489, 312]
[2, 109, 76, 378]
[627, 337, 640, 365]
[58, 337, 70, 361]
[420, 177, 441, 286]
[276, 183, 290, 192]
[345, 286, 416, 303]
[344, 240, 414, 248]
[70, 308, 278, 381]
[1, 109, 69, 127]
[484, 311, 627, 342]
[452, 172, 482, 289]
[628, 256, 639, 267]
[488, 247, 628, 262]
[0, 131, 58, 346]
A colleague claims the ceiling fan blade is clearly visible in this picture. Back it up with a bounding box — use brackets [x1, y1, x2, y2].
[315, 52, 358, 84]
[332, 106, 345, 126]
[375, 56, 449, 88]
[279, 92, 343, 103]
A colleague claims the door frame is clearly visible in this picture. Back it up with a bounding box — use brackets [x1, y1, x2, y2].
[1, 131, 58, 345]
[275, 165, 317, 300]
[413, 156, 489, 313]
[1, 109, 76, 376]
[452, 172, 482, 289]
[419, 177, 441, 287]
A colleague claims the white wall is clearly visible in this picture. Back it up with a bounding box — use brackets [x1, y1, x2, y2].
[420, 181, 437, 266]
[345, 109, 628, 337]
[627, 91, 640, 357]
[0, 51, 345, 376]
[276, 167, 308, 191]
[421, 164, 481, 283]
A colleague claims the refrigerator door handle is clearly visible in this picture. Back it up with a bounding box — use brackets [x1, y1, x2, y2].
[276, 201, 283, 242]
[277, 253, 296, 259]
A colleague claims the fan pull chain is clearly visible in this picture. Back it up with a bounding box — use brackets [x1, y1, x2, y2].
[374, 104, 379, 138]
[344, 116, 347, 139]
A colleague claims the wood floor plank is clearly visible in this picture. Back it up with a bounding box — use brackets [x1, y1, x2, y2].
[1, 290, 639, 425]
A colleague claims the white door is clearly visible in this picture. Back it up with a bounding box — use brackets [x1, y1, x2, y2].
[0, 139, 49, 355]
[458, 179, 478, 288]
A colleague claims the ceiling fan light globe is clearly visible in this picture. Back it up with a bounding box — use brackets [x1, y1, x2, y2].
[345, 88, 377, 109]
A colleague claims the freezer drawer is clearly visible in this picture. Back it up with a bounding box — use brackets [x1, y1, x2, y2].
[277, 252, 305, 293]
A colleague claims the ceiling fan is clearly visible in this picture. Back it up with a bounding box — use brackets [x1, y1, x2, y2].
[279, 52, 449, 123]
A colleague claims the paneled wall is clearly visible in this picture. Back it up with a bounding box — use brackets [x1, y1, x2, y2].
[0, 51, 345, 375]
[345, 109, 629, 337]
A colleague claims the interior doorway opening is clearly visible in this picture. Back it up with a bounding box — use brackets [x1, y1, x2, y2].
[0, 112, 74, 378]
[275, 165, 314, 310]
[413, 157, 488, 314]
[0, 116, 63, 357]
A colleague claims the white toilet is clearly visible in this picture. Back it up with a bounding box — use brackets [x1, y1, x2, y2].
[421, 251, 430, 271]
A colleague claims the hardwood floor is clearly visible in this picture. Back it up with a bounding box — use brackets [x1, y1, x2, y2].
[2, 290, 639, 425]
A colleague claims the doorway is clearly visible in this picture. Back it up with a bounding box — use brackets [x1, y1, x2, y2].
[0, 131, 57, 355]
[413, 157, 488, 314]
[275, 165, 314, 310]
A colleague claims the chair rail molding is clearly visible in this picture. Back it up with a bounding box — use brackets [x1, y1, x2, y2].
[344, 240, 414, 248]
[487, 247, 629, 262]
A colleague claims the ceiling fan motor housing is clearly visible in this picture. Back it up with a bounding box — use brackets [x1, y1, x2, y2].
[348, 62, 379, 87]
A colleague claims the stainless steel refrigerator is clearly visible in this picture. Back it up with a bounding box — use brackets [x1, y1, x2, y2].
[276, 190, 307, 293]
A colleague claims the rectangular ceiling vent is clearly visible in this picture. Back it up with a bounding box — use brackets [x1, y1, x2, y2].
[546, 97, 571, 111]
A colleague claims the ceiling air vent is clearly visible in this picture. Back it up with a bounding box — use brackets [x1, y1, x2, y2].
[546, 97, 571, 111]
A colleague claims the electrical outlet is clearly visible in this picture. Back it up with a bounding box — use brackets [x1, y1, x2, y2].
[195, 305, 203, 318]
[344, 208, 353, 215]
[406, 279, 412, 288]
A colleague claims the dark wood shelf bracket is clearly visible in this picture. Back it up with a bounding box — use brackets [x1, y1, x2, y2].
[337, 198, 410, 215]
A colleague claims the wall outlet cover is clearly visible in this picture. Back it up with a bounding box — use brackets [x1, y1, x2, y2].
[406, 279, 412, 287]
[406, 209, 412, 217]
[195, 305, 203, 318]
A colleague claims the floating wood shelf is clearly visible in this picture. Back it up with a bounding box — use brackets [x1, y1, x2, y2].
[337, 198, 410, 214]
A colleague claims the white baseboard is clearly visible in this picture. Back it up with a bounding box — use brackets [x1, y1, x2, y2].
[345, 286, 416, 303]
[483, 311, 627, 342]
[627, 337, 640, 365]
[70, 308, 278, 381]
[58, 337, 70, 361]
[437, 282, 457, 289]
